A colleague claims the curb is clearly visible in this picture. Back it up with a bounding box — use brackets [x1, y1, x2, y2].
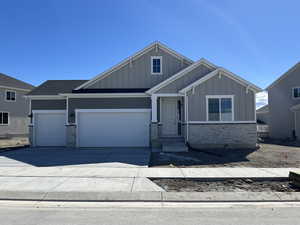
[0, 191, 299, 202]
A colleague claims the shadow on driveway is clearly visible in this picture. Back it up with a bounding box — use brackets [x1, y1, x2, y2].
[0, 147, 150, 167]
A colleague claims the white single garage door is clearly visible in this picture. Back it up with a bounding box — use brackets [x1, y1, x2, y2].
[34, 110, 66, 146]
[77, 109, 151, 147]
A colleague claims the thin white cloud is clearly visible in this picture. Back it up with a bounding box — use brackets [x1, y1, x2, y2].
[199, 1, 266, 65]
[256, 91, 268, 109]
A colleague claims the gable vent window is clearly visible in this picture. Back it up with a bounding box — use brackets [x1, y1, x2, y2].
[151, 56, 162, 75]
[293, 87, 300, 98]
[6, 91, 16, 101]
[0, 112, 9, 125]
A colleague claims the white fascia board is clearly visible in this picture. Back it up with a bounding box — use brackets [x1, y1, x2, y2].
[26, 95, 65, 100]
[219, 68, 262, 92]
[179, 68, 262, 94]
[59, 93, 149, 98]
[0, 85, 32, 92]
[74, 41, 194, 90]
[156, 41, 194, 64]
[179, 69, 219, 94]
[146, 58, 218, 95]
[152, 93, 184, 97]
[267, 61, 300, 90]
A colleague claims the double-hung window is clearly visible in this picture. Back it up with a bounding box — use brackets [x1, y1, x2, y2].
[293, 87, 300, 99]
[6, 91, 16, 101]
[207, 95, 234, 121]
[0, 112, 9, 125]
[151, 56, 162, 75]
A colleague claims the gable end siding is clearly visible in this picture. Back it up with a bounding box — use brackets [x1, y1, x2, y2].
[156, 64, 214, 94]
[87, 48, 190, 89]
[188, 75, 255, 121]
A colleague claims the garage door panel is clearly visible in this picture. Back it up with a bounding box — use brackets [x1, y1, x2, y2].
[77, 110, 150, 147]
[35, 112, 66, 146]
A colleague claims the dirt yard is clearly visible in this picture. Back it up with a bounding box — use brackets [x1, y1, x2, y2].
[151, 178, 300, 192]
[150, 143, 300, 168]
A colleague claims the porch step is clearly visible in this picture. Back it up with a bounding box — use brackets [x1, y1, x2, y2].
[162, 139, 188, 153]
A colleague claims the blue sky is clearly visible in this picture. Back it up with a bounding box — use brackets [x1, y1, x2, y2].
[1, 0, 299, 106]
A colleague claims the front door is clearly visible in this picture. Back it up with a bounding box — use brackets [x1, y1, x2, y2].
[161, 98, 180, 137]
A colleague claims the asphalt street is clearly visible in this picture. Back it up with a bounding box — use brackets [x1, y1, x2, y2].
[0, 201, 299, 225]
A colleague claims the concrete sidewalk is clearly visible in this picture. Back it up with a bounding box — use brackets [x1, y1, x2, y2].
[0, 167, 299, 178]
[0, 176, 165, 193]
[0, 167, 299, 202]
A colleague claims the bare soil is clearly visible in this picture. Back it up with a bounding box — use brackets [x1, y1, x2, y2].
[151, 178, 300, 192]
[150, 143, 300, 168]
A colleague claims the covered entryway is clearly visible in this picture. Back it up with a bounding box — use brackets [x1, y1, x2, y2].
[33, 110, 66, 147]
[76, 109, 151, 147]
[160, 97, 183, 137]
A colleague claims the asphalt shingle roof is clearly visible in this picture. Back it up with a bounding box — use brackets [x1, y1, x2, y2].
[0, 73, 34, 90]
[27, 80, 88, 95]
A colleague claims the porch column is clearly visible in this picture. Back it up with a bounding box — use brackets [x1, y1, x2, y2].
[151, 95, 158, 122]
[150, 95, 160, 147]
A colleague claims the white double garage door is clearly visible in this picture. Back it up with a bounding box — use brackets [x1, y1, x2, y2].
[33, 109, 151, 147]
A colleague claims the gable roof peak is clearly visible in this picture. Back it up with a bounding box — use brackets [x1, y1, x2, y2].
[266, 61, 300, 90]
[75, 41, 194, 90]
[146, 58, 219, 94]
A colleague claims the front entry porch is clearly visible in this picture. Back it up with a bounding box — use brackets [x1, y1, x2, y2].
[159, 97, 183, 137]
[150, 95, 187, 152]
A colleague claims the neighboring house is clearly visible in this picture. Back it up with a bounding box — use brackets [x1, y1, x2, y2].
[256, 105, 269, 137]
[26, 41, 262, 149]
[256, 104, 269, 125]
[266, 62, 300, 140]
[0, 73, 34, 138]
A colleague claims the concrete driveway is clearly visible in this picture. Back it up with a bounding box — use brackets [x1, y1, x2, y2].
[0, 147, 150, 167]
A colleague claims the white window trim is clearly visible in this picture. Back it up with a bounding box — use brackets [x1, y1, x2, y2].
[0, 111, 10, 126]
[5, 90, 16, 102]
[292, 87, 300, 99]
[206, 95, 234, 122]
[151, 56, 162, 75]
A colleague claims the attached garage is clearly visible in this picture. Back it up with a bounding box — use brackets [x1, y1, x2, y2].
[76, 109, 151, 147]
[33, 110, 66, 147]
